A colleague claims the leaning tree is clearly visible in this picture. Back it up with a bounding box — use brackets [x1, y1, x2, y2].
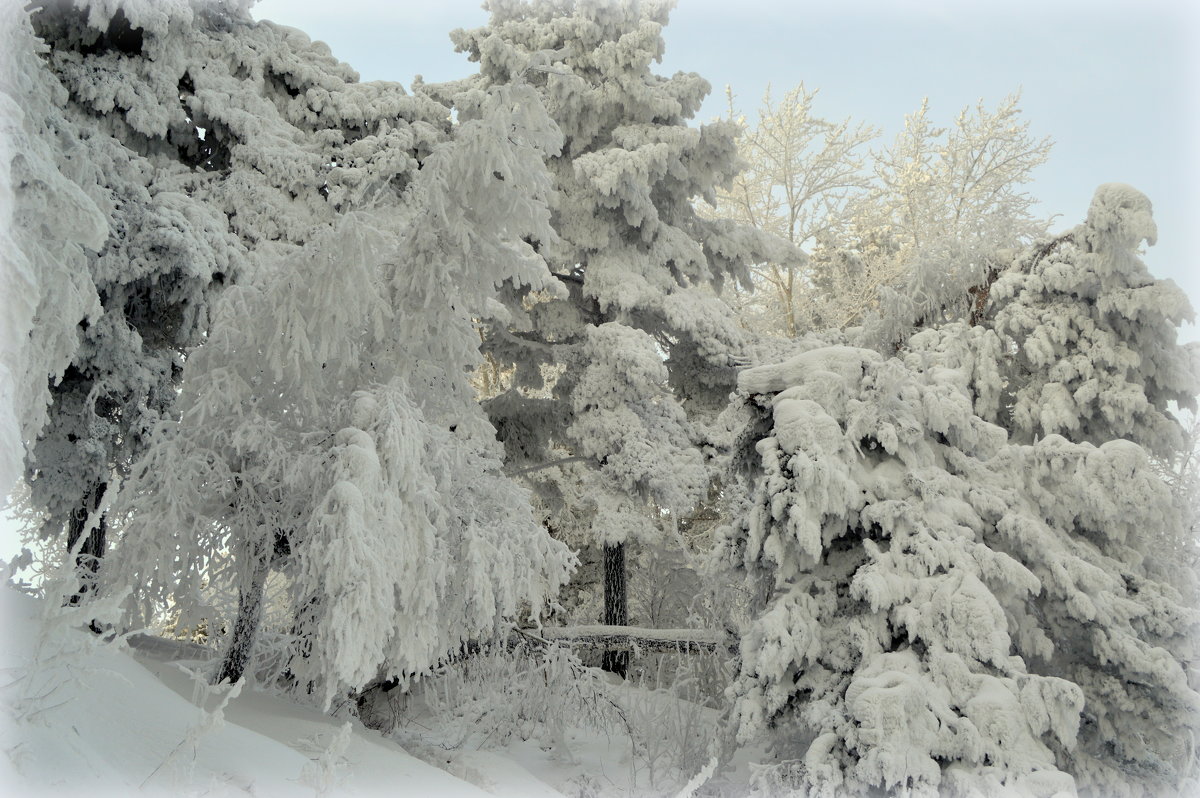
[14, 0, 451, 599]
[106, 76, 575, 701]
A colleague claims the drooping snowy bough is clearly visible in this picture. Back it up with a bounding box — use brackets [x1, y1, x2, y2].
[94, 11, 574, 703]
[723, 340, 1199, 796]
[1, 4, 107, 499]
[721, 189, 1200, 796]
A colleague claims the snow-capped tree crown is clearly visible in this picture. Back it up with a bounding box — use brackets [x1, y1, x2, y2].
[991, 183, 1199, 458]
[439, 0, 787, 566]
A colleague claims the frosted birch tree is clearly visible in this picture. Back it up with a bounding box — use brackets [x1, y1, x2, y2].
[711, 84, 876, 337]
[714, 89, 1052, 342]
[855, 93, 1053, 348]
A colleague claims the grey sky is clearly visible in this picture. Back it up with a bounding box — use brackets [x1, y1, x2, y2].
[253, 0, 1200, 340]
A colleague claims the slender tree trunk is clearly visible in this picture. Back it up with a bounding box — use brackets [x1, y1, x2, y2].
[214, 540, 270, 686]
[600, 542, 629, 678]
[65, 481, 107, 606]
[282, 593, 321, 694]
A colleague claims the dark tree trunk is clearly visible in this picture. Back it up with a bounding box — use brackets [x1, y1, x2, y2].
[600, 542, 629, 678]
[65, 481, 107, 606]
[281, 593, 321, 694]
[213, 541, 270, 686]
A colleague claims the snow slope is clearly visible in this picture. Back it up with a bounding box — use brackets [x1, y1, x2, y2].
[0, 586, 563, 797]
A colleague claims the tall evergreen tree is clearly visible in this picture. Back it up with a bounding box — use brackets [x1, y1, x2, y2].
[443, 0, 782, 672]
[720, 188, 1200, 795]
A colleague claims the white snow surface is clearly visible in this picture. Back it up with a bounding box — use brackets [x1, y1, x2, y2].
[0, 586, 563, 797]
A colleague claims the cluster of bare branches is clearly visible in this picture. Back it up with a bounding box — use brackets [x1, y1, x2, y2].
[710, 86, 1052, 338]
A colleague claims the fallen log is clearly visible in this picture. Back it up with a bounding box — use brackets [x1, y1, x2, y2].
[125, 631, 212, 662]
[514, 624, 738, 655]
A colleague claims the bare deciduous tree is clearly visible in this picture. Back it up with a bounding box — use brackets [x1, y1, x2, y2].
[711, 84, 877, 337]
[714, 88, 1053, 341]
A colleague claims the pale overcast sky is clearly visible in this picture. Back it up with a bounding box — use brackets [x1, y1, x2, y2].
[253, 0, 1200, 341]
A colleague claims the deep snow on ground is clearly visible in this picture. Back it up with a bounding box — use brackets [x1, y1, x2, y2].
[0, 584, 560, 797]
[0, 584, 751, 797]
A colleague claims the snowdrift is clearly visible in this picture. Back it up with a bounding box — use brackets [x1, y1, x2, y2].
[0, 586, 561, 797]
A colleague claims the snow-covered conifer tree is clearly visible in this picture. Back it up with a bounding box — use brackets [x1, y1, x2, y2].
[721, 335, 1199, 795]
[1, 4, 107, 501]
[106, 76, 573, 703]
[14, 0, 453, 600]
[444, 0, 780, 671]
[990, 183, 1200, 458]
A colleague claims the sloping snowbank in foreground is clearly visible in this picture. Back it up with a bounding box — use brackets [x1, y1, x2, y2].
[0, 586, 563, 797]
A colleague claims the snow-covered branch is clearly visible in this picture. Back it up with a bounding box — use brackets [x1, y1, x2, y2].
[518, 625, 737, 655]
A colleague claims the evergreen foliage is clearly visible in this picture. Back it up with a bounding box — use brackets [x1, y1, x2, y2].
[990, 183, 1200, 457]
[721, 189, 1200, 796]
[442, 0, 777, 663]
[2, 3, 1197, 795]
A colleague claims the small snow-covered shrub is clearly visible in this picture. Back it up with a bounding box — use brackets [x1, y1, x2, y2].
[620, 671, 723, 793]
[409, 641, 622, 751]
[385, 637, 727, 796]
[746, 758, 806, 798]
[4, 532, 128, 729]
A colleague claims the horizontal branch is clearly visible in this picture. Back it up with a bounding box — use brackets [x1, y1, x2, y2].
[504, 455, 591, 478]
[516, 624, 738, 654]
[126, 632, 212, 662]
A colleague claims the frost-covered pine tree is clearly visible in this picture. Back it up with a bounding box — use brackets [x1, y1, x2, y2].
[990, 183, 1200, 458]
[1, 4, 107, 501]
[105, 75, 574, 703]
[15, 0, 453, 600]
[721, 334, 1199, 795]
[443, 0, 779, 671]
